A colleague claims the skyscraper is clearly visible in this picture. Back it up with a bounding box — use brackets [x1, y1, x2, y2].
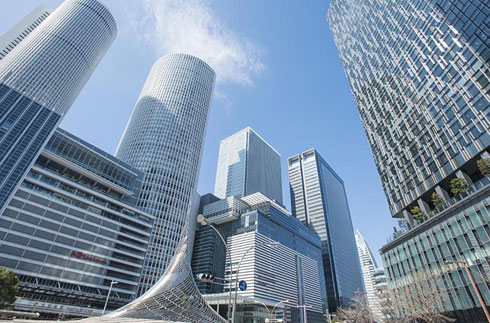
[214, 127, 283, 203]
[288, 149, 363, 310]
[328, 0, 489, 220]
[0, 4, 51, 60]
[328, 0, 490, 320]
[0, 0, 116, 213]
[116, 53, 215, 295]
[355, 229, 383, 322]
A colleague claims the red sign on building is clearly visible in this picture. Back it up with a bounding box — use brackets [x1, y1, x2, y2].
[71, 251, 106, 264]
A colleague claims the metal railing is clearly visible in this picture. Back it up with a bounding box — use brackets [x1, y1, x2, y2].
[387, 177, 490, 243]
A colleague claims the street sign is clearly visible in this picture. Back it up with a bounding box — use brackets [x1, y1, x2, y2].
[239, 280, 247, 291]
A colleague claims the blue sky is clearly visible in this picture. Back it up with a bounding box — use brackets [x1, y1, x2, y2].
[0, 0, 397, 264]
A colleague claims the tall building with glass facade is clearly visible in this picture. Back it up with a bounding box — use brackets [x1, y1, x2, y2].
[0, 4, 51, 60]
[214, 127, 283, 204]
[328, 0, 489, 220]
[0, 0, 116, 214]
[116, 53, 215, 296]
[192, 192, 327, 322]
[328, 0, 490, 321]
[288, 149, 363, 310]
[355, 229, 383, 322]
[0, 128, 153, 318]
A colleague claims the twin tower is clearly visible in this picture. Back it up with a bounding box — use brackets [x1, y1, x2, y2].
[0, 0, 217, 312]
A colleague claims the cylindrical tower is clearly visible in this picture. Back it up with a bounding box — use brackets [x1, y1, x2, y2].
[116, 53, 216, 295]
[0, 0, 117, 113]
[0, 0, 116, 211]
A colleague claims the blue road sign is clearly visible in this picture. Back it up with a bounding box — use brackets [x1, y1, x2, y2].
[239, 280, 247, 291]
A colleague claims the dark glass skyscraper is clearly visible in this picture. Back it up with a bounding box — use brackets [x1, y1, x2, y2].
[0, 0, 116, 214]
[288, 149, 363, 311]
[329, 0, 490, 320]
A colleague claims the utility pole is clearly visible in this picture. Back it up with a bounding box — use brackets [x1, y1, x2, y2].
[446, 260, 490, 323]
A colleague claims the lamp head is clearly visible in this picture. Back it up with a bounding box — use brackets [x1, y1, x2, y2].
[197, 214, 208, 225]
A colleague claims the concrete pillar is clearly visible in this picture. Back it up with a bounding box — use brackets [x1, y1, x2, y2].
[435, 185, 450, 202]
[403, 209, 415, 228]
[417, 199, 431, 214]
[456, 169, 473, 185]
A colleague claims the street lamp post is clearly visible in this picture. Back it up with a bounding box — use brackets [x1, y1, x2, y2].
[102, 281, 118, 315]
[446, 260, 490, 323]
[232, 242, 279, 322]
[254, 299, 289, 321]
[254, 300, 271, 320]
[271, 299, 290, 321]
[197, 214, 234, 322]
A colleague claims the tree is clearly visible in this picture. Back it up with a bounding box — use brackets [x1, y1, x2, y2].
[377, 270, 455, 323]
[477, 158, 490, 177]
[376, 284, 402, 323]
[0, 266, 19, 308]
[411, 206, 425, 222]
[450, 177, 468, 195]
[402, 270, 455, 323]
[398, 219, 409, 231]
[337, 291, 372, 323]
[431, 192, 445, 208]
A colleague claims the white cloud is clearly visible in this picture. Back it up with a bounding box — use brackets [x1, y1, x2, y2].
[119, 0, 266, 85]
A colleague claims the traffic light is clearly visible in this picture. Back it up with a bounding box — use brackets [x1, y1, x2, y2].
[196, 273, 215, 282]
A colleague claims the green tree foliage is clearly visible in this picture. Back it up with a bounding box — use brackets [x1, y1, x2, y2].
[0, 266, 19, 307]
[411, 206, 425, 221]
[477, 158, 490, 177]
[330, 317, 340, 323]
[450, 177, 469, 195]
[431, 192, 445, 208]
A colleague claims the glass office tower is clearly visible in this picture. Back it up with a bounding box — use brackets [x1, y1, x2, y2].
[0, 0, 116, 214]
[116, 54, 215, 295]
[214, 127, 283, 204]
[0, 4, 51, 60]
[288, 149, 363, 310]
[328, 0, 490, 320]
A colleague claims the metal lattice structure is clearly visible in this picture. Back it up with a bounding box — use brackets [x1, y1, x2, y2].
[103, 217, 226, 323]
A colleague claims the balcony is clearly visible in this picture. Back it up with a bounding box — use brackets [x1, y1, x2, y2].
[388, 176, 490, 243]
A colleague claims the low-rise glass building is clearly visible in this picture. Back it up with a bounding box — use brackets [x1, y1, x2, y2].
[0, 129, 153, 318]
[381, 178, 490, 322]
[192, 192, 327, 322]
